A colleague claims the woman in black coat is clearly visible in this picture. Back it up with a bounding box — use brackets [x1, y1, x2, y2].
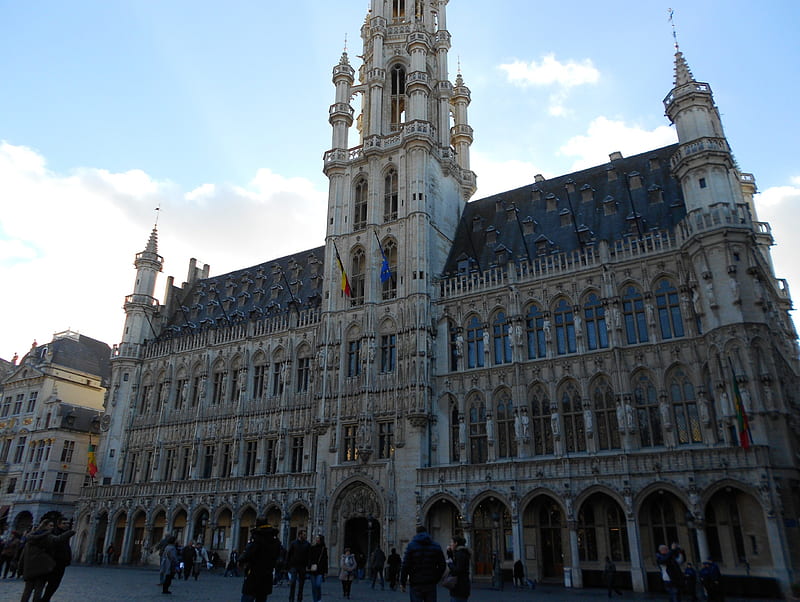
[239, 521, 282, 602]
[448, 535, 471, 602]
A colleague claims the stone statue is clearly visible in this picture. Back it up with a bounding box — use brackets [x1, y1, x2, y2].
[720, 391, 734, 418]
[697, 391, 711, 425]
[624, 402, 636, 431]
[616, 401, 626, 431]
[659, 399, 671, 429]
[583, 408, 594, 434]
[454, 334, 464, 358]
[483, 330, 491, 355]
[729, 277, 741, 303]
[550, 412, 561, 437]
[704, 279, 716, 307]
[740, 387, 752, 413]
[692, 288, 703, 315]
[521, 411, 530, 438]
[514, 411, 522, 440]
[458, 415, 466, 446]
[543, 319, 552, 343]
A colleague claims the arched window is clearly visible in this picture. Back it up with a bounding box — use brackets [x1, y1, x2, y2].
[496, 392, 516, 458]
[392, 0, 406, 20]
[655, 279, 685, 339]
[353, 178, 368, 231]
[492, 312, 512, 365]
[350, 248, 366, 305]
[593, 377, 620, 450]
[230, 358, 241, 403]
[622, 286, 648, 344]
[649, 499, 679, 550]
[530, 384, 553, 455]
[465, 316, 484, 369]
[607, 505, 630, 561]
[390, 65, 406, 131]
[296, 348, 311, 393]
[670, 369, 702, 444]
[384, 169, 398, 222]
[252, 353, 267, 401]
[577, 506, 598, 561]
[468, 397, 487, 463]
[584, 293, 608, 350]
[634, 373, 662, 447]
[560, 381, 585, 452]
[554, 299, 576, 355]
[381, 238, 397, 300]
[211, 362, 227, 405]
[525, 304, 547, 359]
[450, 401, 460, 463]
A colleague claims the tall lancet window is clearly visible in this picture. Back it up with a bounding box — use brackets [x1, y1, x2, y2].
[390, 65, 406, 132]
[384, 169, 398, 222]
[381, 238, 397, 300]
[392, 0, 406, 20]
[353, 178, 368, 231]
[350, 248, 366, 306]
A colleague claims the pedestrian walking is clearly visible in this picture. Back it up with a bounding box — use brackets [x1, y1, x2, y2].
[239, 518, 282, 602]
[386, 547, 402, 591]
[513, 559, 524, 589]
[657, 543, 685, 602]
[41, 514, 75, 602]
[603, 556, 623, 598]
[159, 535, 179, 595]
[192, 542, 210, 580]
[2, 531, 22, 578]
[684, 562, 698, 602]
[307, 535, 328, 602]
[225, 550, 240, 577]
[105, 544, 115, 565]
[181, 542, 195, 580]
[399, 525, 447, 602]
[370, 546, 386, 590]
[339, 547, 357, 599]
[699, 558, 724, 602]
[447, 535, 471, 602]
[19, 518, 73, 602]
[287, 530, 311, 602]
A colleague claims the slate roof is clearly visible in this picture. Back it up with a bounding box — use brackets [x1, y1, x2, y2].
[15, 334, 112, 384]
[159, 246, 326, 339]
[441, 144, 685, 276]
[57, 402, 102, 434]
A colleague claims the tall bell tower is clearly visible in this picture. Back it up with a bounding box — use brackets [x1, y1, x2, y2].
[315, 0, 475, 547]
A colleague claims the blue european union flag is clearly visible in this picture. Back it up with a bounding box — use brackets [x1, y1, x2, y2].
[380, 255, 392, 283]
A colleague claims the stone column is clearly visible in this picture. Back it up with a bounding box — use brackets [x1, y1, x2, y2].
[625, 516, 646, 592]
[231, 514, 242, 553]
[567, 521, 582, 588]
[120, 513, 134, 564]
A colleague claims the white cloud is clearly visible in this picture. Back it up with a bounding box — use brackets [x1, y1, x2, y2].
[470, 149, 542, 199]
[498, 54, 600, 116]
[0, 142, 326, 360]
[499, 54, 599, 88]
[559, 116, 677, 170]
[755, 182, 800, 316]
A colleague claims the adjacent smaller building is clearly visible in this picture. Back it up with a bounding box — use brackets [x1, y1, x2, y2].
[0, 330, 109, 533]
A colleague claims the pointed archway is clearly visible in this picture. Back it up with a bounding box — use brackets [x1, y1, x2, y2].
[330, 481, 382, 565]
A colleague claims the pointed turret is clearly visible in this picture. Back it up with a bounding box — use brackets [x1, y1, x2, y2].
[663, 49, 744, 216]
[120, 226, 163, 348]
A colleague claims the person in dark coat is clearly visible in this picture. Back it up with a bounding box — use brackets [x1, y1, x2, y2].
[370, 546, 386, 590]
[448, 535, 471, 602]
[41, 515, 74, 602]
[513, 559, 524, 589]
[19, 518, 74, 602]
[699, 559, 724, 602]
[181, 542, 195, 580]
[399, 525, 447, 602]
[239, 519, 282, 602]
[286, 530, 311, 602]
[603, 556, 622, 598]
[656, 543, 684, 602]
[2, 531, 22, 578]
[386, 547, 402, 590]
[307, 534, 328, 602]
[159, 535, 179, 595]
[225, 549, 240, 577]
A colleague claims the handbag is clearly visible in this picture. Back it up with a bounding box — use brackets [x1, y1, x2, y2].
[440, 566, 458, 590]
[310, 563, 318, 572]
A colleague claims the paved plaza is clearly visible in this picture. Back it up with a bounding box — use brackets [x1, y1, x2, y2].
[0, 566, 782, 602]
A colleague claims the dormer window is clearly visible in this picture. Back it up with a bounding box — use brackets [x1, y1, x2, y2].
[628, 171, 643, 190]
[648, 185, 664, 204]
[522, 216, 536, 236]
[607, 167, 617, 182]
[485, 226, 498, 246]
[580, 184, 594, 203]
[559, 209, 572, 228]
[603, 196, 617, 215]
[546, 193, 558, 212]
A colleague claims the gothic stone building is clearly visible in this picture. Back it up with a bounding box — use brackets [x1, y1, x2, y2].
[76, 1, 799, 595]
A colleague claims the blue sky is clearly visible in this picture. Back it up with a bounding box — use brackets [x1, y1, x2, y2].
[1, 1, 799, 360]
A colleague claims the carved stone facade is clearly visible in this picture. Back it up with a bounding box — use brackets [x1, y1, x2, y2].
[73, 2, 798, 596]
